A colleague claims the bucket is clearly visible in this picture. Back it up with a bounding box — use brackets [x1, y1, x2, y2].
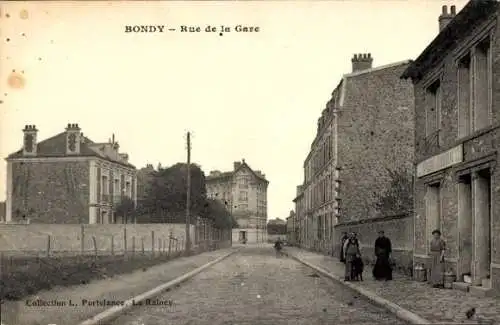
[414, 264, 427, 282]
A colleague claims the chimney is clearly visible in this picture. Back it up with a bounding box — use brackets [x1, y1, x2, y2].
[65, 123, 82, 155]
[119, 153, 129, 162]
[234, 161, 242, 170]
[22, 124, 38, 156]
[439, 5, 456, 32]
[351, 53, 373, 72]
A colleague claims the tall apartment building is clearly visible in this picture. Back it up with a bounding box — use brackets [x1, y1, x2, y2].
[206, 159, 268, 244]
[295, 53, 415, 261]
[5, 123, 137, 224]
[402, 1, 500, 296]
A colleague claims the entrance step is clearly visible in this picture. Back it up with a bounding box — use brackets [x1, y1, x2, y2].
[452, 282, 470, 292]
[469, 285, 494, 297]
[482, 278, 491, 288]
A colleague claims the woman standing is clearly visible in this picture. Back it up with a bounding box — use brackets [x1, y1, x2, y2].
[344, 233, 361, 281]
[430, 229, 446, 288]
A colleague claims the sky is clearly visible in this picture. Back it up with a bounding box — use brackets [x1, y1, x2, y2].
[0, 0, 469, 220]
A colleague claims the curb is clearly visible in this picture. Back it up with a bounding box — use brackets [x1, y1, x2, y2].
[285, 250, 432, 325]
[78, 248, 237, 325]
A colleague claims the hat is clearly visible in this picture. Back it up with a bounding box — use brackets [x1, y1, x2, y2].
[432, 229, 441, 235]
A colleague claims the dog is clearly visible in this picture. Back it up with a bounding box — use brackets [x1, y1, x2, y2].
[351, 256, 364, 281]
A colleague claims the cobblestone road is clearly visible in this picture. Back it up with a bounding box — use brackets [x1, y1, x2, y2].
[111, 246, 406, 325]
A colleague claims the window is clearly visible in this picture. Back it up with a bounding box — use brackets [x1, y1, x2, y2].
[458, 36, 492, 137]
[317, 215, 323, 239]
[425, 79, 441, 140]
[125, 181, 131, 197]
[457, 53, 472, 138]
[101, 175, 109, 195]
[472, 38, 491, 131]
[239, 191, 248, 201]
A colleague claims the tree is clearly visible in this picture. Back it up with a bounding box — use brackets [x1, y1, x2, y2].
[139, 163, 207, 223]
[376, 167, 414, 216]
[202, 199, 237, 229]
[114, 196, 136, 223]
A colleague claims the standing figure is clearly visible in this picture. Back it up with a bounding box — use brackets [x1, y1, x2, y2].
[344, 232, 361, 281]
[339, 232, 348, 263]
[429, 229, 446, 288]
[372, 230, 393, 281]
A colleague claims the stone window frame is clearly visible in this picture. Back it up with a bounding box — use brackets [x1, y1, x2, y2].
[422, 68, 444, 147]
[453, 19, 495, 140]
[421, 171, 445, 255]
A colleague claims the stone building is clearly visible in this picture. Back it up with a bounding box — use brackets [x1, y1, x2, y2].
[5, 124, 137, 224]
[206, 159, 268, 244]
[286, 210, 298, 245]
[402, 1, 500, 296]
[295, 53, 415, 264]
[292, 185, 305, 246]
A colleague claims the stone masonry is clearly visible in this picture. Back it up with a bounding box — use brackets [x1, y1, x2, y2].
[10, 160, 90, 223]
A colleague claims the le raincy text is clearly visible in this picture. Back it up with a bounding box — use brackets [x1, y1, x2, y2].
[124, 25, 260, 33]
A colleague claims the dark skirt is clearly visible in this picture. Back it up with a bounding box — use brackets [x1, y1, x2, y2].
[372, 253, 392, 280]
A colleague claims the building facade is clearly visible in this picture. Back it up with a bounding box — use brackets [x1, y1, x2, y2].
[286, 210, 298, 245]
[5, 123, 137, 224]
[295, 53, 415, 261]
[402, 1, 500, 295]
[136, 163, 155, 204]
[206, 159, 268, 244]
[292, 185, 305, 246]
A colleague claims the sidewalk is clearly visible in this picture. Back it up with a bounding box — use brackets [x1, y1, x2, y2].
[285, 247, 500, 324]
[1, 248, 235, 325]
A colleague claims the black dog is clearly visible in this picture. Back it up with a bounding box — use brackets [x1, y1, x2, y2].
[351, 257, 364, 281]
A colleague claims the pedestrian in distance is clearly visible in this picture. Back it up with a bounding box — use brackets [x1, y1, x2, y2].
[372, 230, 393, 281]
[429, 229, 446, 288]
[339, 231, 348, 263]
[343, 232, 362, 281]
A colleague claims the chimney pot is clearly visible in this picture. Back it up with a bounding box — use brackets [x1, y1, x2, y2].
[450, 5, 456, 15]
[442, 5, 447, 14]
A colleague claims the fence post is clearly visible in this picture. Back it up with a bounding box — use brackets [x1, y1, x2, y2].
[141, 237, 145, 255]
[151, 231, 155, 257]
[124, 226, 127, 254]
[80, 224, 85, 254]
[163, 238, 166, 255]
[158, 238, 162, 255]
[92, 236, 98, 258]
[168, 236, 172, 256]
[132, 236, 136, 257]
[111, 235, 114, 255]
[46, 234, 51, 257]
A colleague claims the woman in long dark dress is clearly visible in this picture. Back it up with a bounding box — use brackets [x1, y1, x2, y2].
[429, 229, 446, 288]
[372, 230, 393, 281]
[340, 232, 348, 263]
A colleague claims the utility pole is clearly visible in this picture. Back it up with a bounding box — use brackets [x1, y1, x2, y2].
[185, 132, 191, 253]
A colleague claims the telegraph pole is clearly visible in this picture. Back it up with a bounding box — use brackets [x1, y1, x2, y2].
[185, 132, 191, 252]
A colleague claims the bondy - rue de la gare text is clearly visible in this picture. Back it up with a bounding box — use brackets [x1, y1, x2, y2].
[124, 25, 260, 33]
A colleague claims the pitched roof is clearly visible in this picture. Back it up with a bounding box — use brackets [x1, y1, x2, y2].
[401, 0, 498, 81]
[6, 132, 136, 168]
[206, 161, 268, 184]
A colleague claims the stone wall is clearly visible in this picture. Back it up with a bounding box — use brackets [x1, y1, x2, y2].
[0, 223, 197, 255]
[338, 63, 415, 223]
[334, 213, 414, 274]
[10, 160, 90, 223]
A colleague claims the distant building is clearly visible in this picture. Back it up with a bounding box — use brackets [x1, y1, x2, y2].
[296, 53, 415, 258]
[286, 210, 298, 244]
[206, 159, 268, 244]
[136, 164, 155, 204]
[292, 185, 305, 246]
[5, 123, 137, 224]
[0, 201, 5, 223]
[402, 1, 500, 295]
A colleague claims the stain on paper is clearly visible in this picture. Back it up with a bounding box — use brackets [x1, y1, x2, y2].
[7, 71, 26, 89]
[20, 9, 28, 20]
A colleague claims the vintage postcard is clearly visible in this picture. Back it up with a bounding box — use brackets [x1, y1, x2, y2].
[0, 0, 499, 324]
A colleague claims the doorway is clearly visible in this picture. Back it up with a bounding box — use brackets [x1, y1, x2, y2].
[458, 174, 472, 281]
[472, 169, 491, 287]
[239, 231, 247, 243]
